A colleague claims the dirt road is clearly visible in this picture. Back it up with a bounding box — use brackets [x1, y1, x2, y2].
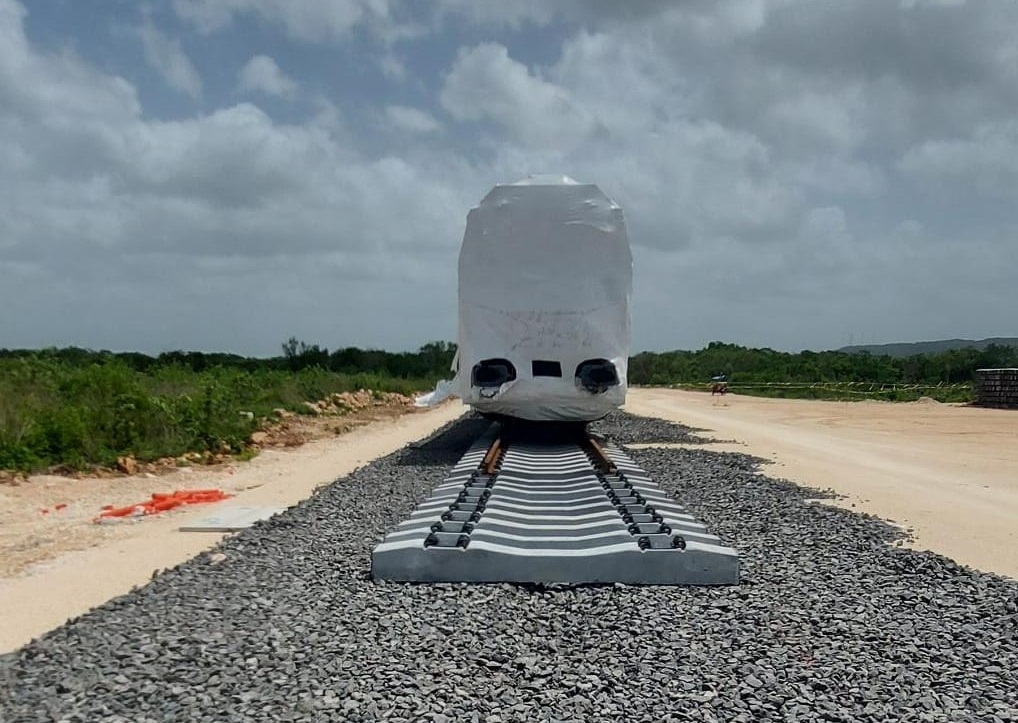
[624, 387, 1018, 581]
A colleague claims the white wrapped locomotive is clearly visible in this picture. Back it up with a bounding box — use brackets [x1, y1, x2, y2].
[419, 174, 633, 423]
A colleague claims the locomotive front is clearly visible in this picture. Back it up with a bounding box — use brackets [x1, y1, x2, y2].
[455, 175, 633, 423]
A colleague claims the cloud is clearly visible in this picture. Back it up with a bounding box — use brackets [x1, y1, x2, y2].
[135, 20, 203, 99]
[440, 43, 602, 151]
[898, 121, 1018, 198]
[0, 0, 484, 355]
[2, 91, 466, 261]
[438, 35, 800, 250]
[379, 52, 406, 80]
[432, 0, 560, 29]
[238, 55, 298, 97]
[384, 105, 440, 134]
[173, 0, 394, 42]
[4, 0, 1018, 357]
[431, 0, 726, 31]
[426, 0, 1018, 351]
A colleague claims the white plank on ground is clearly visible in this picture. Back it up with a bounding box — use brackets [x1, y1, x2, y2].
[178, 503, 286, 532]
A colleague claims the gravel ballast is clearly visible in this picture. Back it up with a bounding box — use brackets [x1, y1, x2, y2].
[2, 411, 1017, 722]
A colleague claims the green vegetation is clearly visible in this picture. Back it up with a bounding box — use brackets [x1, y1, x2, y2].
[0, 340, 455, 474]
[629, 341, 1018, 402]
[3, 337, 1015, 474]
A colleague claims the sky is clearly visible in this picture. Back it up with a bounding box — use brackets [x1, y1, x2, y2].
[1, 0, 1016, 357]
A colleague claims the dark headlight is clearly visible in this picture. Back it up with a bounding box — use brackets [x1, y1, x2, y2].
[471, 358, 517, 388]
[575, 359, 619, 394]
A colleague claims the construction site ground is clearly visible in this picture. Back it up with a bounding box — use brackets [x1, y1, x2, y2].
[0, 399, 465, 652]
[2, 387, 1017, 653]
[624, 388, 1018, 583]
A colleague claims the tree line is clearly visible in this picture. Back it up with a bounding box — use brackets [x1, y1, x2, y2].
[1, 339, 1015, 386]
[628, 341, 1018, 386]
[0, 339, 458, 382]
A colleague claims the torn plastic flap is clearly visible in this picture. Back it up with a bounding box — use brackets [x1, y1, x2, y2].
[414, 379, 457, 408]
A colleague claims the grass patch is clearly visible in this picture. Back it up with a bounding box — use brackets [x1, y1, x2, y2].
[0, 357, 429, 474]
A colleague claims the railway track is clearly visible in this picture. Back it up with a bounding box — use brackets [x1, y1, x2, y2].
[371, 421, 739, 585]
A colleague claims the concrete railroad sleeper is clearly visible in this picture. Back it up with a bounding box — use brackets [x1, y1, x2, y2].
[371, 424, 740, 585]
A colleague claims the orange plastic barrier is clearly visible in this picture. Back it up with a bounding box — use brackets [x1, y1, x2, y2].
[93, 489, 232, 523]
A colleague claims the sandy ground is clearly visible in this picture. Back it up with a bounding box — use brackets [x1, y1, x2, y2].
[624, 387, 1018, 582]
[0, 400, 467, 654]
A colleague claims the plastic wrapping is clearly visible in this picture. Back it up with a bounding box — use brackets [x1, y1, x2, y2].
[413, 378, 457, 408]
[416, 175, 627, 423]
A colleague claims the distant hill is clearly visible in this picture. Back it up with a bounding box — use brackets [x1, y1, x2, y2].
[838, 337, 1018, 357]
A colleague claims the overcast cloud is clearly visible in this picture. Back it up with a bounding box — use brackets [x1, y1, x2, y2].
[1, 0, 1016, 357]
[237, 54, 298, 97]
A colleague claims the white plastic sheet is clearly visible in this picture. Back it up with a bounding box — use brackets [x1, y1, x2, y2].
[413, 379, 456, 408]
[417, 175, 632, 422]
